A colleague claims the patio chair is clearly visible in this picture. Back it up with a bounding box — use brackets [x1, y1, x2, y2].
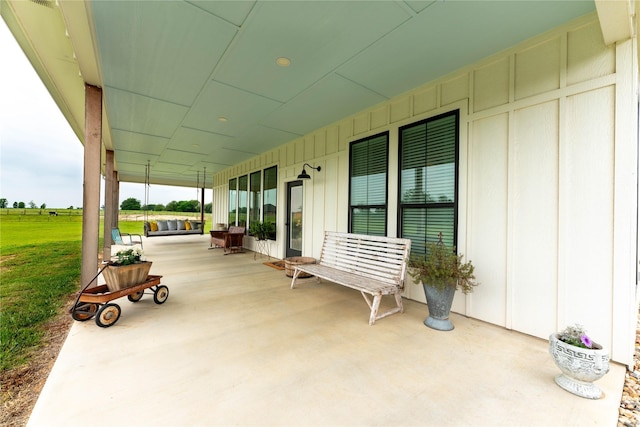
[112, 227, 143, 249]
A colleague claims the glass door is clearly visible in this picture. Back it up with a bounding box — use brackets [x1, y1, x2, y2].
[286, 180, 303, 257]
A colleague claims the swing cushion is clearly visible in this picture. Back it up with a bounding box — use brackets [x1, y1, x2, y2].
[149, 221, 159, 232]
[144, 220, 205, 237]
[177, 220, 186, 230]
[167, 220, 178, 231]
[185, 221, 192, 230]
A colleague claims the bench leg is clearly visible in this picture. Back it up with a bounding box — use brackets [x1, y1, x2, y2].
[290, 268, 301, 289]
[369, 294, 382, 326]
[362, 292, 404, 325]
[395, 293, 404, 314]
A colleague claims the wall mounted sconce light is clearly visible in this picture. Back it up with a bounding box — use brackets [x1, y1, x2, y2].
[297, 163, 321, 180]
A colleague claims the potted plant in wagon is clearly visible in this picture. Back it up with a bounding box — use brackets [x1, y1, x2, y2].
[549, 324, 610, 399]
[102, 247, 152, 292]
[408, 233, 478, 331]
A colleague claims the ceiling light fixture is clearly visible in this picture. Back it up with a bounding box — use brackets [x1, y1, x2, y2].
[218, 117, 228, 122]
[297, 163, 321, 180]
[276, 57, 291, 67]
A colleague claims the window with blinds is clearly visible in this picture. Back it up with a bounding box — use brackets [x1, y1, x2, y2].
[349, 132, 388, 236]
[399, 111, 459, 255]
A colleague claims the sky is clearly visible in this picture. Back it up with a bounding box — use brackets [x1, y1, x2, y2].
[0, 20, 211, 209]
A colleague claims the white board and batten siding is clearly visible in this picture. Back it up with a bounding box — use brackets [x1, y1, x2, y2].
[212, 13, 638, 365]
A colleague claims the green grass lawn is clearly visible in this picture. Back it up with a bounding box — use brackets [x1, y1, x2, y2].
[0, 213, 144, 371]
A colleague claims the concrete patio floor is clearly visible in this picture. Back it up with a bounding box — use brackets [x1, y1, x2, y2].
[28, 234, 625, 427]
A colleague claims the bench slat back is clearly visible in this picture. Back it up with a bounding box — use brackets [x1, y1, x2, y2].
[318, 231, 411, 288]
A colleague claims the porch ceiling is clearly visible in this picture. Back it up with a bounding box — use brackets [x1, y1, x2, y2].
[3, 0, 595, 187]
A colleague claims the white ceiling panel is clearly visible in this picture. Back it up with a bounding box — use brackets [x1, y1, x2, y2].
[106, 88, 189, 138]
[92, 0, 238, 106]
[186, 0, 256, 27]
[111, 129, 169, 156]
[170, 127, 234, 156]
[338, 1, 597, 98]
[65, 0, 595, 186]
[115, 151, 160, 169]
[263, 73, 387, 135]
[183, 81, 283, 135]
[213, 1, 411, 102]
[234, 125, 302, 153]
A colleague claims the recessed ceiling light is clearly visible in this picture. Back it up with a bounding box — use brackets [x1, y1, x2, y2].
[218, 117, 228, 122]
[276, 57, 291, 67]
[192, 144, 200, 148]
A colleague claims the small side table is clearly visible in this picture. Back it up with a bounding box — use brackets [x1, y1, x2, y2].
[254, 238, 270, 260]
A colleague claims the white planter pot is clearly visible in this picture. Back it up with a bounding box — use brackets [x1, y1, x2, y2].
[548, 333, 610, 399]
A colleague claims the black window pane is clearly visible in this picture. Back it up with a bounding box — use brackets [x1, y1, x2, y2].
[349, 133, 388, 235]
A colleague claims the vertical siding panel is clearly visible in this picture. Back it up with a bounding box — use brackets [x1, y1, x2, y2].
[323, 157, 339, 234]
[338, 120, 352, 152]
[511, 101, 559, 338]
[469, 113, 509, 326]
[370, 106, 388, 130]
[414, 86, 437, 115]
[441, 74, 469, 106]
[473, 58, 510, 112]
[562, 86, 614, 340]
[353, 113, 369, 135]
[336, 152, 350, 232]
[326, 127, 339, 154]
[390, 97, 411, 124]
[567, 21, 615, 85]
[304, 136, 315, 161]
[515, 38, 561, 100]
[314, 131, 326, 159]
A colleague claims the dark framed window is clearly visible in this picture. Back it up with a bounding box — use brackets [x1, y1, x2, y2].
[349, 132, 388, 236]
[249, 170, 261, 228]
[263, 166, 277, 240]
[237, 175, 248, 227]
[228, 177, 237, 226]
[399, 110, 459, 255]
[228, 166, 277, 239]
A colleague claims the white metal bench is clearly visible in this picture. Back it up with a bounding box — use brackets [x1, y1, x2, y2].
[290, 231, 412, 325]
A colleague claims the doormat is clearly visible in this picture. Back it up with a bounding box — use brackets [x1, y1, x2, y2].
[264, 260, 285, 271]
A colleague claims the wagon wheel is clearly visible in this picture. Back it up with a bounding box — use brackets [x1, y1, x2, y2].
[127, 290, 144, 302]
[153, 285, 169, 305]
[71, 302, 99, 322]
[95, 303, 121, 328]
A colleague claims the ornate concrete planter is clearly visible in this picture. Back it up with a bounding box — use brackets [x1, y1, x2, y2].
[548, 333, 610, 399]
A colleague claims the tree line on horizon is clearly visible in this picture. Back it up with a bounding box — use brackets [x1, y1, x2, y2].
[120, 197, 212, 213]
[0, 197, 212, 213]
[0, 198, 76, 210]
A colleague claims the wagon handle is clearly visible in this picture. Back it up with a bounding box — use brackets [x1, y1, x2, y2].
[69, 263, 112, 314]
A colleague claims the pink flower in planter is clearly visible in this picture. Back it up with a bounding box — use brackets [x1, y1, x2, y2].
[580, 334, 593, 348]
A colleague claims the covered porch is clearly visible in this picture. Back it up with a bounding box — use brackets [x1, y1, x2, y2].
[28, 235, 624, 426]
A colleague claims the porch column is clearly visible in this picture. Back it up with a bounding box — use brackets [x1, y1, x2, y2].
[114, 174, 120, 228]
[81, 84, 102, 289]
[103, 150, 115, 262]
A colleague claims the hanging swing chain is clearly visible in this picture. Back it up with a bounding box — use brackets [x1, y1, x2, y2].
[144, 161, 150, 222]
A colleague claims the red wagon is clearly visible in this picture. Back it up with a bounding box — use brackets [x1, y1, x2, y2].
[70, 275, 168, 328]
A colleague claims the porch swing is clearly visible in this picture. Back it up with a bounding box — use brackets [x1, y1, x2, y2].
[143, 163, 206, 237]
